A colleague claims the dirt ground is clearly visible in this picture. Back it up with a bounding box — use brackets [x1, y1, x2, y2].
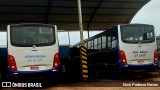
[2, 78, 160, 90]
[45, 87, 159, 90]
[2, 86, 160, 90]
[2, 70, 160, 90]
[44, 80, 160, 90]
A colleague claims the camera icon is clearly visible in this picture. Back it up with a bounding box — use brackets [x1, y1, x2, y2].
[2, 82, 11, 87]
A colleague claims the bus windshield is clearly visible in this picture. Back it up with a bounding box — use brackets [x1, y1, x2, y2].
[10, 25, 55, 47]
[120, 24, 155, 43]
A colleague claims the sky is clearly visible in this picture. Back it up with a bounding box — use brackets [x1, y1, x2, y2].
[0, 0, 160, 45]
[131, 0, 160, 35]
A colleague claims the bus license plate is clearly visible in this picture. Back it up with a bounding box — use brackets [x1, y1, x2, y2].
[30, 66, 39, 70]
[138, 60, 144, 64]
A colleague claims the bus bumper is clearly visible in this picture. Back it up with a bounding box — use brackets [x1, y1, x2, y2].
[119, 62, 159, 70]
[8, 68, 61, 78]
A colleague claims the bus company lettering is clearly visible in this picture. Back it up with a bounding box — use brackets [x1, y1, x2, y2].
[25, 55, 46, 62]
[25, 55, 46, 59]
[132, 51, 148, 57]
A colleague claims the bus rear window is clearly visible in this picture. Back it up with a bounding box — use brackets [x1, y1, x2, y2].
[10, 25, 55, 47]
[120, 24, 155, 43]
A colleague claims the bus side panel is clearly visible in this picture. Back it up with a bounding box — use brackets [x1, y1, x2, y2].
[87, 26, 120, 70]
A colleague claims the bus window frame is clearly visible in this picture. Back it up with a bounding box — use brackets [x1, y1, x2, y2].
[10, 24, 56, 47]
[120, 24, 155, 44]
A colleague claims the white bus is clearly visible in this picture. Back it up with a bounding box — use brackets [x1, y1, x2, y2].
[6, 23, 60, 78]
[118, 24, 158, 70]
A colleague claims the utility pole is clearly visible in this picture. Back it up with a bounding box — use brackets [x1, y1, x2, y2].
[68, 31, 70, 46]
[77, 0, 88, 80]
[77, 0, 84, 46]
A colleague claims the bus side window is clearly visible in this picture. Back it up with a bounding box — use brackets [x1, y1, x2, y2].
[85, 42, 87, 48]
[91, 39, 94, 49]
[94, 38, 98, 50]
[111, 31, 117, 48]
[112, 36, 116, 48]
[102, 35, 106, 49]
[90, 40, 94, 49]
[88, 41, 91, 49]
[107, 35, 111, 49]
[98, 37, 101, 50]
